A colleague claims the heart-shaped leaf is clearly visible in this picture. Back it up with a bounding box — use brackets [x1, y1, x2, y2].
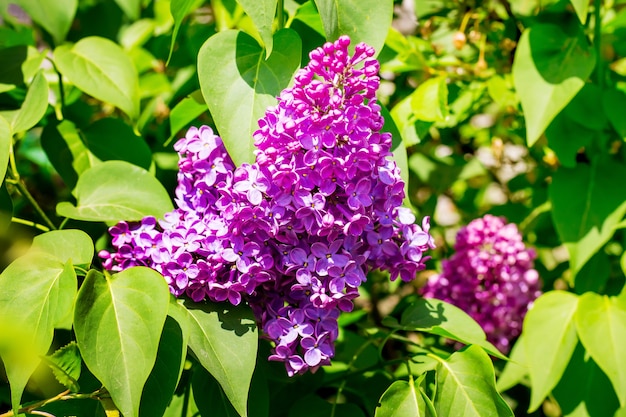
[198, 29, 301, 166]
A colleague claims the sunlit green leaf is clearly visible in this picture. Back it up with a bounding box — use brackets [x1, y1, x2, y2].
[54, 37, 140, 119]
[0, 229, 91, 411]
[434, 345, 513, 417]
[401, 298, 506, 359]
[237, 0, 277, 56]
[114, 0, 141, 20]
[198, 29, 301, 166]
[74, 268, 170, 417]
[575, 293, 626, 407]
[411, 76, 449, 122]
[523, 291, 579, 412]
[496, 335, 529, 393]
[11, 70, 48, 133]
[44, 342, 82, 392]
[513, 24, 595, 146]
[313, 0, 392, 56]
[14, 0, 77, 44]
[56, 160, 174, 222]
[549, 156, 626, 278]
[168, 0, 197, 63]
[185, 300, 258, 417]
[168, 90, 206, 144]
[569, 0, 589, 23]
[0, 115, 10, 183]
[375, 379, 423, 417]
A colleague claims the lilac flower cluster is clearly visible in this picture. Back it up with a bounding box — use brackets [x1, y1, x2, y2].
[420, 214, 541, 353]
[100, 36, 434, 376]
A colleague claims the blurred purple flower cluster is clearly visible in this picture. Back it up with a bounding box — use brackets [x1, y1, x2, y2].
[100, 36, 434, 376]
[420, 214, 541, 353]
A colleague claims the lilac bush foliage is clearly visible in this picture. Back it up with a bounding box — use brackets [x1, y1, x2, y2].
[420, 214, 541, 353]
[100, 36, 434, 376]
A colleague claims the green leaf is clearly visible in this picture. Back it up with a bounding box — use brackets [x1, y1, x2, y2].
[545, 112, 593, 169]
[74, 268, 170, 417]
[0, 184, 12, 233]
[0, 114, 10, 182]
[523, 291, 579, 412]
[114, 0, 141, 20]
[434, 345, 513, 417]
[56, 160, 174, 222]
[168, 0, 197, 63]
[411, 76, 449, 122]
[375, 379, 423, 417]
[313, 0, 393, 56]
[382, 105, 409, 205]
[293, 1, 325, 37]
[185, 300, 258, 417]
[603, 88, 626, 138]
[198, 29, 301, 166]
[0, 229, 91, 411]
[512, 24, 595, 146]
[553, 342, 620, 417]
[575, 293, 626, 407]
[44, 342, 82, 392]
[236, 0, 278, 57]
[168, 90, 206, 144]
[54, 37, 140, 119]
[82, 118, 152, 170]
[139, 316, 187, 417]
[11, 70, 48, 133]
[496, 335, 528, 393]
[192, 366, 239, 417]
[549, 157, 626, 278]
[31, 228, 94, 271]
[401, 298, 506, 359]
[41, 120, 98, 192]
[288, 394, 366, 417]
[569, 0, 589, 24]
[14, 0, 77, 44]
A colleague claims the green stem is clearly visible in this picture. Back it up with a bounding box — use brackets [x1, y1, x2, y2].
[0, 388, 106, 417]
[11, 217, 50, 232]
[594, 0, 604, 89]
[277, 0, 284, 30]
[46, 56, 66, 119]
[7, 144, 57, 231]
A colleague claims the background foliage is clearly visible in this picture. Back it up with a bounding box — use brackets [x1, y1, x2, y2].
[0, 0, 625, 416]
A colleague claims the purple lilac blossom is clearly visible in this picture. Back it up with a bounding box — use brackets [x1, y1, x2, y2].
[100, 36, 435, 376]
[420, 214, 541, 353]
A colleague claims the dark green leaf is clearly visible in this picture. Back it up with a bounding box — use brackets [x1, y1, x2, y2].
[293, 1, 325, 37]
[56, 160, 174, 222]
[41, 120, 97, 191]
[553, 342, 620, 417]
[522, 291, 579, 412]
[0, 184, 12, 233]
[603, 88, 626, 138]
[401, 298, 506, 359]
[139, 316, 187, 417]
[375, 379, 423, 417]
[185, 300, 258, 417]
[434, 345, 513, 417]
[236, 0, 278, 56]
[74, 268, 170, 417]
[549, 156, 626, 278]
[288, 394, 365, 417]
[44, 342, 82, 392]
[0, 115, 10, 183]
[11, 70, 48, 133]
[54, 37, 140, 119]
[313, 0, 393, 56]
[198, 29, 301, 166]
[382, 104, 409, 205]
[168, 0, 197, 63]
[575, 293, 626, 407]
[14, 0, 77, 44]
[192, 366, 239, 417]
[545, 112, 593, 168]
[512, 24, 595, 146]
[82, 118, 152, 170]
